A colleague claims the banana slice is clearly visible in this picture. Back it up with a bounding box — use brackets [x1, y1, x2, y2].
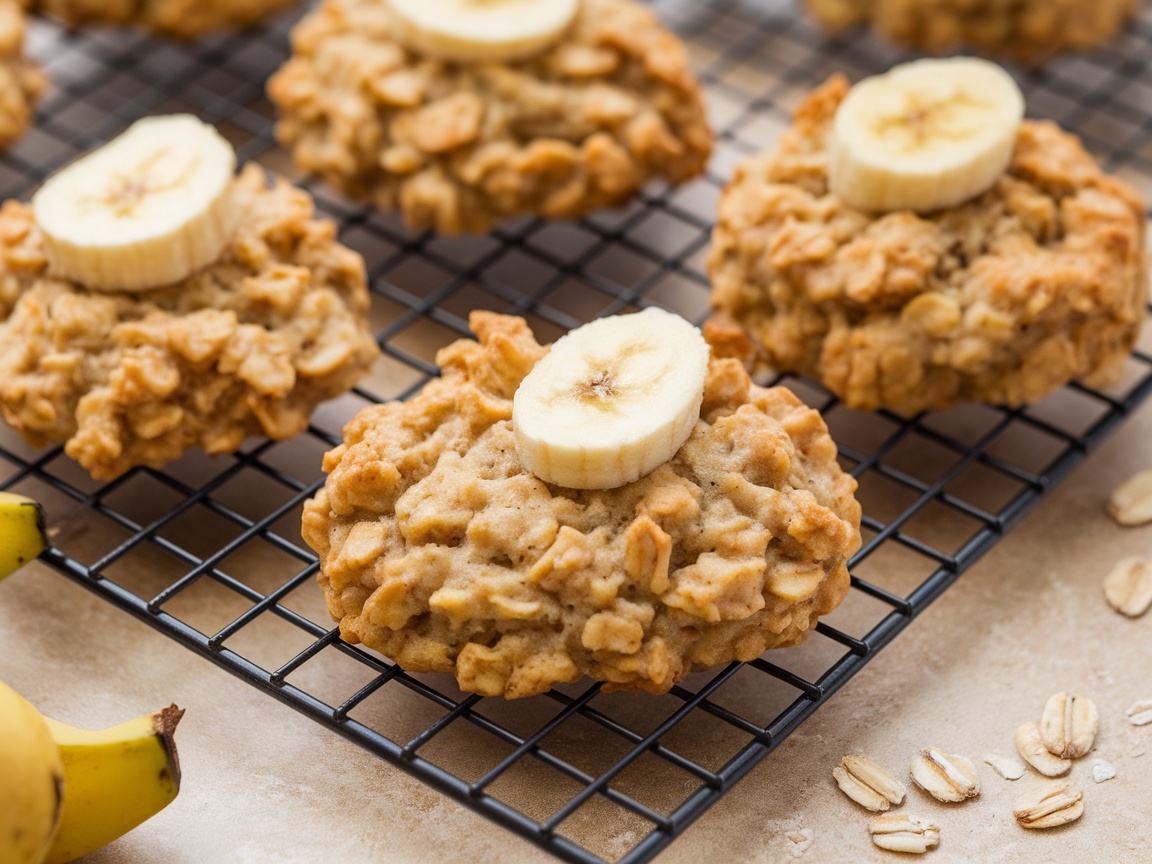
[828, 57, 1025, 214]
[386, 0, 579, 64]
[31, 114, 238, 292]
[513, 307, 710, 490]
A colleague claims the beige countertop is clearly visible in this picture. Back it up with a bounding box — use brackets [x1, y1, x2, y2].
[2, 2, 1150, 863]
[1, 387, 1150, 864]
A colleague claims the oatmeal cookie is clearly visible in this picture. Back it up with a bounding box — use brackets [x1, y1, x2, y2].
[23, 0, 296, 37]
[802, 0, 1136, 63]
[708, 76, 1148, 416]
[302, 312, 861, 699]
[0, 0, 45, 149]
[0, 164, 380, 480]
[268, 0, 712, 234]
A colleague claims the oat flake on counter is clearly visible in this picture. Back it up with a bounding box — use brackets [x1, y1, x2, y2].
[1091, 759, 1117, 783]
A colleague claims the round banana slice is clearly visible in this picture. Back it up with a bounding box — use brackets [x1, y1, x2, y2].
[512, 307, 710, 490]
[828, 57, 1025, 214]
[32, 114, 238, 292]
[386, 0, 579, 64]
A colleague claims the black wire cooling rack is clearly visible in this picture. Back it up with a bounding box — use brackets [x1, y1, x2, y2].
[2, 1, 1151, 862]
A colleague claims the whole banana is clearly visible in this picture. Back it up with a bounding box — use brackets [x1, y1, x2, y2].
[0, 680, 185, 864]
[0, 681, 65, 864]
[0, 490, 48, 581]
[41, 706, 185, 864]
[2, 495, 184, 862]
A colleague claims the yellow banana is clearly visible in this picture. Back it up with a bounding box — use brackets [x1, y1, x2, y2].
[40, 706, 184, 864]
[0, 681, 65, 864]
[0, 490, 47, 581]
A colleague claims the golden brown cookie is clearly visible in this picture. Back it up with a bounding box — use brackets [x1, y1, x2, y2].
[24, 0, 296, 37]
[802, 0, 1136, 63]
[268, 0, 712, 234]
[0, 165, 380, 479]
[0, 0, 45, 149]
[708, 76, 1148, 416]
[302, 312, 861, 699]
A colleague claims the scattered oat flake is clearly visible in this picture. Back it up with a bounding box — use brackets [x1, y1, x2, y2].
[1016, 721, 1071, 777]
[833, 754, 906, 811]
[1126, 699, 1152, 727]
[1103, 558, 1152, 618]
[1040, 692, 1098, 759]
[983, 753, 1026, 780]
[868, 813, 940, 854]
[910, 748, 980, 802]
[1107, 468, 1152, 526]
[785, 828, 813, 859]
[1013, 782, 1084, 829]
[1091, 759, 1116, 783]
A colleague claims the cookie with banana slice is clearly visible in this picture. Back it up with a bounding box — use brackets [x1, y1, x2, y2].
[802, 0, 1136, 63]
[268, 0, 711, 234]
[0, 114, 380, 480]
[709, 60, 1147, 416]
[303, 310, 861, 699]
[22, 0, 297, 37]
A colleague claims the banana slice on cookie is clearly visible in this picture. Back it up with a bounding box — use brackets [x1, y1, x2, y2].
[513, 307, 710, 490]
[829, 57, 1025, 213]
[32, 114, 238, 292]
[386, 0, 578, 63]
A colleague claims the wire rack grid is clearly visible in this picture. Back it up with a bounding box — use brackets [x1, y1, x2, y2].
[2, 1, 1151, 862]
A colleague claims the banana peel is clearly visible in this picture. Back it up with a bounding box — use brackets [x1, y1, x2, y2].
[42, 706, 185, 864]
[0, 681, 65, 864]
[0, 688, 185, 864]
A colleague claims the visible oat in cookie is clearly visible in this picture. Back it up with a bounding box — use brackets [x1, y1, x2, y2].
[23, 0, 296, 37]
[302, 312, 861, 699]
[0, 164, 380, 479]
[268, 0, 712, 234]
[708, 75, 1148, 416]
[0, 0, 45, 149]
[802, 0, 1135, 63]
